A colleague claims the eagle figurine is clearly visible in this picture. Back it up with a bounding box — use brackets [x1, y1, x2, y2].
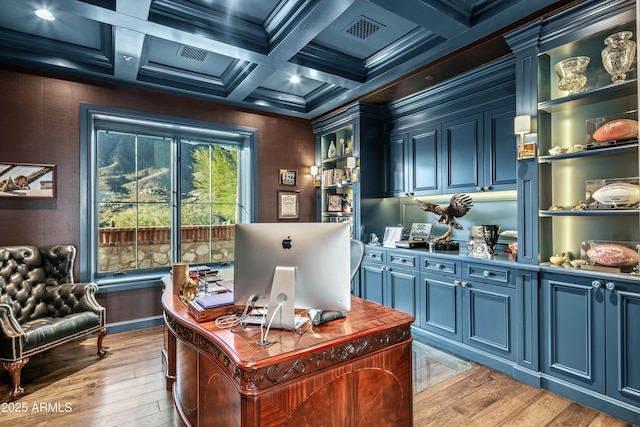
[416, 194, 473, 242]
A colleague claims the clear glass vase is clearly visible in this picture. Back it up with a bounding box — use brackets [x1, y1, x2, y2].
[601, 31, 636, 83]
[554, 56, 590, 95]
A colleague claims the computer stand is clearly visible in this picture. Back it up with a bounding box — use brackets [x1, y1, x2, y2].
[265, 266, 297, 330]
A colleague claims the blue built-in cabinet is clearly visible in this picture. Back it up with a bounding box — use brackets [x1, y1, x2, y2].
[540, 271, 640, 420]
[320, 0, 640, 423]
[382, 57, 517, 197]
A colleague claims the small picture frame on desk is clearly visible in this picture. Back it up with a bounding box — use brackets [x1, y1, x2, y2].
[326, 194, 343, 212]
[277, 190, 299, 219]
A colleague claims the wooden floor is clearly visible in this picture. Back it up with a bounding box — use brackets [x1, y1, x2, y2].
[0, 326, 635, 427]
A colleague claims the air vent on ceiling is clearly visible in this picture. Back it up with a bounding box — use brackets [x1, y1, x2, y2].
[344, 16, 384, 40]
[178, 45, 208, 62]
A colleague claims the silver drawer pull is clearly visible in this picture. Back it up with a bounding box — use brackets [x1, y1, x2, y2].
[592, 280, 601, 288]
[606, 282, 616, 291]
[483, 271, 490, 277]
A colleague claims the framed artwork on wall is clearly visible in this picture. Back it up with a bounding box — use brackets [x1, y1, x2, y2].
[279, 169, 297, 186]
[0, 162, 56, 198]
[278, 190, 299, 219]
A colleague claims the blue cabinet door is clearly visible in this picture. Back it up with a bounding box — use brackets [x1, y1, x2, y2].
[420, 273, 462, 342]
[605, 280, 640, 406]
[483, 104, 516, 191]
[408, 124, 441, 196]
[361, 262, 386, 306]
[540, 274, 606, 393]
[442, 113, 483, 193]
[463, 280, 517, 361]
[383, 133, 407, 197]
[388, 266, 419, 323]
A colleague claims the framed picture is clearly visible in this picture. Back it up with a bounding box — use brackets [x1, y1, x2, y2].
[326, 194, 343, 212]
[278, 190, 299, 219]
[517, 134, 537, 160]
[383, 226, 404, 248]
[279, 169, 297, 186]
[0, 162, 56, 198]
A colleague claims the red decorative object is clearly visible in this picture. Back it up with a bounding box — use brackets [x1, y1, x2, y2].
[586, 243, 639, 267]
[592, 119, 638, 141]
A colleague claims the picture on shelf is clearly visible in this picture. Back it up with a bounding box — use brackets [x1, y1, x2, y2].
[382, 226, 403, 248]
[0, 162, 56, 198]
[326, 194, 343, 212]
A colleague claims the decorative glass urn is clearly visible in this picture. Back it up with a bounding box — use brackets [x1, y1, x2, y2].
[601, 31, 636, 83]
[554, 56, 590, 95]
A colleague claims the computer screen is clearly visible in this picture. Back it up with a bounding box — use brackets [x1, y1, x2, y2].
[233, 222, 351, 329]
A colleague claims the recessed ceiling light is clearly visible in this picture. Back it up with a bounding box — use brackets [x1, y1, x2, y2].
[289, 75, 301, 84]
[35, 9, 55, 21]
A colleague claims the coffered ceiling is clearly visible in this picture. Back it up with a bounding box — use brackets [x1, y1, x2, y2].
[0, 0, 574, 119]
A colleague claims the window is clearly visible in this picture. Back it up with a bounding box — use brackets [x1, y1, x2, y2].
[80, 104, 257, 284]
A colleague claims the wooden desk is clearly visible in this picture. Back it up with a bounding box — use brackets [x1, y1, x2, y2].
[162, 287, 414, 427]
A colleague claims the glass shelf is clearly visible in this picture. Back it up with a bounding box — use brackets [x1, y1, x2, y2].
[539, 209, 640, 217]
[538, 79, 637, 113]
[538, 142, 638, 162]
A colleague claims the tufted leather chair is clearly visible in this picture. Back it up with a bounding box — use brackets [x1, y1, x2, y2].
[0, 245, 106, 398]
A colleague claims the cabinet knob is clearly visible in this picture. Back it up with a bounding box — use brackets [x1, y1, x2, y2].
[483, 185, 490, 191]
[482, 270, 490, 277]
[454, 280, 461, 286]
[476, 186, 483, 191]
[592, 280, 601, 288]
[606, 282, 616, 291]
[435, 263, 442, 269]
[461, 281, 468, 287]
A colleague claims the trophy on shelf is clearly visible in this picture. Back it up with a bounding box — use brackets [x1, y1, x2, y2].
[482, 224, 501, 256]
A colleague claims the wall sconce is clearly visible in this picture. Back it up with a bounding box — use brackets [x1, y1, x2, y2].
[310, 165, 320, 187]
[514, 114, 536, 160]
[346, 156, 356, 182]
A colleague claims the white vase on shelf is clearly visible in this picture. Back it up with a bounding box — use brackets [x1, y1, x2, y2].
[327, 141, 336, 158]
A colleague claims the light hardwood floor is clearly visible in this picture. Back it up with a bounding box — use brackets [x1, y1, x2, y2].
[0, 326, 635, 426]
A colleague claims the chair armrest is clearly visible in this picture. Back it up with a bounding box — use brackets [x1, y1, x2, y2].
[0, 303, 26, 361]
[46, 283, 105, 322]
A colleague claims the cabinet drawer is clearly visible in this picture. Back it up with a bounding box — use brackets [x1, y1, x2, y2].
[463, 262, 513, 286]
[364, 248, 385, 264]
[422, 257, 461, 277]
[389, 252, 417, 269]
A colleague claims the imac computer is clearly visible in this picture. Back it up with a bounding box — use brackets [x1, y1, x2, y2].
[233, 222, 351, 330]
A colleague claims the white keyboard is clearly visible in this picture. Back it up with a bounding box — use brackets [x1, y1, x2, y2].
[241, 314, 308, 330]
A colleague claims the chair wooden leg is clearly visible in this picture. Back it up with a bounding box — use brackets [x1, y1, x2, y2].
[96, 329, 107, 357]
[4, 358, 30, 398]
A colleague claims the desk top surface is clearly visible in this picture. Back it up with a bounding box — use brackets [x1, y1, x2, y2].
[162, 280, 414, 370]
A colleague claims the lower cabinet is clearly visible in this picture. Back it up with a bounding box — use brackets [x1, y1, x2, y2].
[421, 258, 517, 361]
[541, 273, 640, 408]
[361, 247, 419, 322]
[359, 248, 640, 422]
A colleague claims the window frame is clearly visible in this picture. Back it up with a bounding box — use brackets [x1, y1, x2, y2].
[80, 104, 257, 286]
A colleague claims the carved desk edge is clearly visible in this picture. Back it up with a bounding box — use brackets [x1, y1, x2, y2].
[164, 311, 413, 394]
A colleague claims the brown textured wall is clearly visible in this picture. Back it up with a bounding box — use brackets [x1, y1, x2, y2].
[0, 67, 316, 325]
